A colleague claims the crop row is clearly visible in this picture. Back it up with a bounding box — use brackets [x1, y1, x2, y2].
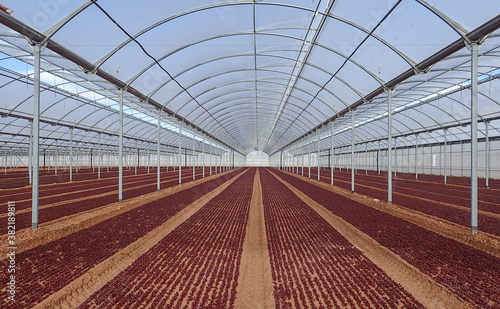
[0, 168, 202, 212]
[79, 168, 255, 308]
[347, 169, 499, 208]
[307, 167, 499, 203]
[308, 168, 500, 236]
[0, 166, 200, 190]
[0, 168, 157, 202]
[0, 166, 194, 191]
[274, 168, 500, 308]
[0, 170, 211, 234]
[0, 168, 244, 308]
[298, 166, 500, 189]
[260, 168, 422, 308]
[0, 167, 147, 189]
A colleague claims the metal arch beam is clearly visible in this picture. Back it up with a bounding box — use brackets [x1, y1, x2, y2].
[368, 96, 443, 135]
[415, 0, 469, 41]
[0, 110, 186, 155]
[0, 10, 241, 156]
[319, 115, 380, 145]
[93, 1, 415, 81]
[349, 106, 439, 146]
[285, 107, 438, 154]
[189, 88, 329, 126]
[191, 88, 340, 136]
[145, 51, 369, 118]
[180, 77, 333, 122]
[193, 93, 325, 127]
[126, 32, 292, 89]
[0, 64, 218, 153]
[207, 109, 310, 140]
[0, 69, 123, 131]
[172, 65, 351, 118]
[395, 79, 500, 125]
[204, 112, 307, 148]
[263, 0, 332, 153]
[265, 2, 404, 154]
[199, 101, 313, 130]
[130, 33, 373, 110]
[42, 1, 93, 42]
[3, 7, 500, 156]
[201, 107, 310, 143]
[273, 17, 500, 155]
[393, 87, 479, 128]
[327, 122, 386, 151]
[201, 108, 314, 142]
[116, 60, 351, 123]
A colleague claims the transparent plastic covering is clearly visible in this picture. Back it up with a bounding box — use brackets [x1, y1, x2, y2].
[0, 0, 499, 157]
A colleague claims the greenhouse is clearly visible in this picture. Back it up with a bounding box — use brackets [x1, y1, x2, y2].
[0, 1, 499, 308]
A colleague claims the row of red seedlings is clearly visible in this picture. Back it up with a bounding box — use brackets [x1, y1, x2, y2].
[79, 168, 255, 308]
[0, 169, 244, 308]
[305, 168, 500, 236]
[274, 168, 500, 308]
[0, 169, 210, 233]
[260, 168, 423, 309]
[0, 166, 200, 189]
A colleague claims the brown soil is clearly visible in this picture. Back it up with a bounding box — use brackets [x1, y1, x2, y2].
[33, 170, 243, 309]
[268, 169, 471, 309]
[9, 167, 498, 308]
[234, 168, 275, 309]
[0, 170, 195, 222]
[285, 171, 500, 259]
[330, 175, 500, 219]
[0, 171, 234, 260]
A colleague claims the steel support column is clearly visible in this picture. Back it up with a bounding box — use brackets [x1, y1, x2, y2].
[301, 137, 304, 177]
[118, 88, 124, 203]
[331, 123, 334, 186]
[469, 41, 482, 234]
[193, 129, 196, 181]
[135, 141, 138, 175]
[317, 128, 321, 182]
[365, 144, 368, 174]
[55, 141, 58, 175]
[31, 43, 44, 229]
[377, 140, 381, 176]
[394, 139, 397, 178]
[29, 121, 32, 184]
[70, 128, 73, 181]
[351, 109, 355, 193]
[308, 134, 311, 179]
[387, 88, 394, 205]
[415, 134, 418, 180]
[202, 135, 205, 178]
[444, 129, 448, 184]
[461, 141, 464, 177]
[219, 149, 222, 174]
[485, 121, 490, 188]
[157, 109, 161, 192]
[179, 121, 182, 185]
[98, 134, 101, 178]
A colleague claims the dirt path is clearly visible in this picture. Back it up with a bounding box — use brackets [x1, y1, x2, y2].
[33, 169, 245, 309]
[234, 168, 275, 309]
[268, 169, 471, 309]
[284, 170, 500, 259]
[0, 170, 236, 260]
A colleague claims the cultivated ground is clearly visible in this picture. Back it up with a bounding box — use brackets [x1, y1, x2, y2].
[0, 167, 498, 308]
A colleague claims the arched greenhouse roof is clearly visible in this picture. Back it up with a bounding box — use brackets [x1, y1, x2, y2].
[0, 0, 499, 156]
